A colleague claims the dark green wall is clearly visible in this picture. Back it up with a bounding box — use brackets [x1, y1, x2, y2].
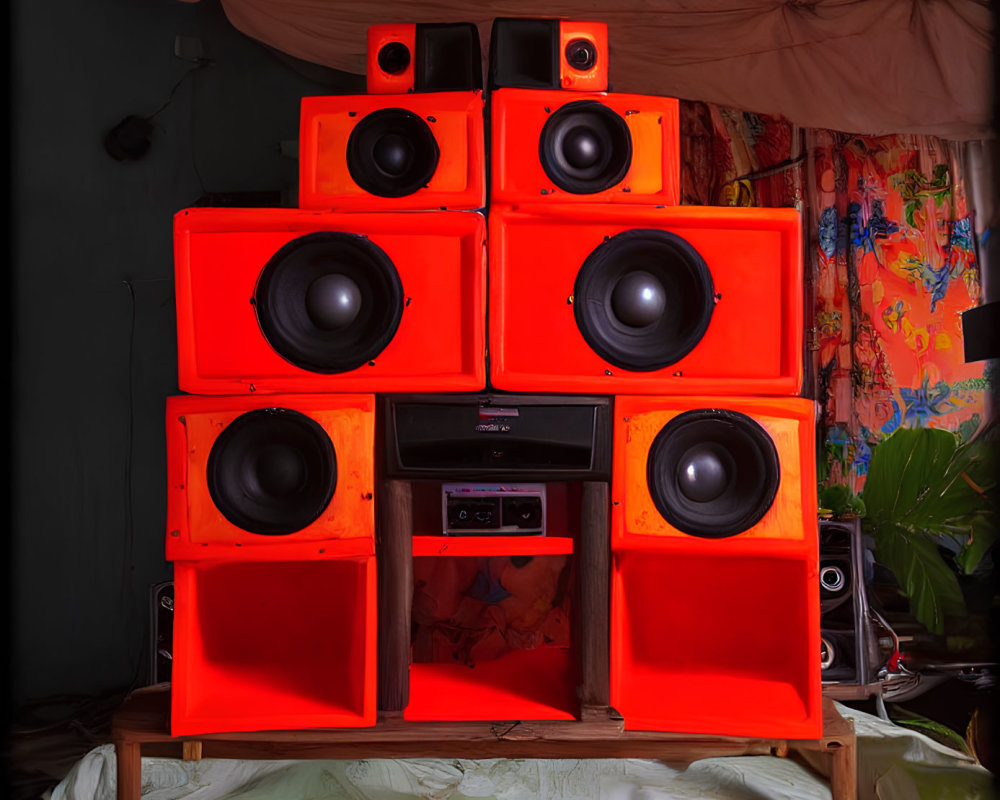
[10, 0, 359, 707]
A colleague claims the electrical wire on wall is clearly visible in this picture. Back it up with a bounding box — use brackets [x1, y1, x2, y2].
[103, 53, 214, 182]
[120, 277, 146, 692]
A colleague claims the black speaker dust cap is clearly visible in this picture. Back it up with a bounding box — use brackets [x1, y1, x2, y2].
[415, 22, 483, 91]
[646, 409, 780, 538]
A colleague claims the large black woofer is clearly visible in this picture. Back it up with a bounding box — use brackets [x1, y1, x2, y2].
[539, 101, 631, 194]
[254, 231, 404, 373]
[646, 409, 780, 538]
[346, 108, 440, 197]
[207, 408, 338, 536]
[574, 229, 715, 371]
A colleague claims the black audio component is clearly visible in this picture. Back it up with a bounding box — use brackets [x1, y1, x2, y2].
[819, 518, 901, 699]
[442, 483, 546, 535]
[150, 581, 174, 685]
[382, 393, 612, 480]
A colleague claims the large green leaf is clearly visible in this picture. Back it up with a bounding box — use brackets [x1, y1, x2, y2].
[862, 428, 956, 527]
[861, 427, 996, 633]
[955, 512, 997, 575]
[873, 525, 966, 635]
[886, 703, 970, 755]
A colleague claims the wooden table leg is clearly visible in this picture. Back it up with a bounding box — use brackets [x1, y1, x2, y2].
[830, 737, 858, 800]
[182, 740, 203, 761]
[115, 739, 141, 800]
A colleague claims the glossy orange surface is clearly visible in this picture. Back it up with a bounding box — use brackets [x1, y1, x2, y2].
[171, 555, 377, 735]
[558, 21, 608, 91]
[490, 89, 679, 206]
[611, 395, 818, 548]
[165, 393, 375, 560]
[489, 204, 803, 394]
[366, 24, 416, 94]
[610, 395, 821, 737]
[174, 207, 486, 394]
[299, 92, 485, 211]
[611, 547, 821, 737]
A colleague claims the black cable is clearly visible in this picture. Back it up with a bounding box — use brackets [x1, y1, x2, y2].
[148, 60, 213, 122]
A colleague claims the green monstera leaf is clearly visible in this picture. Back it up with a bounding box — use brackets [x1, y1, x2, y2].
[861, 426, 997, 635]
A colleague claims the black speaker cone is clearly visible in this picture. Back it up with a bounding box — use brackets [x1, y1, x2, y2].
[539, 101, 631, 194]
[565, 38, 597, 71]
[347, 108, 440, 197]
[378, 42, 411, 75]
[574, 229, 715, 371]
[646, 409, 780, 538]
[207, 408, 338, 535]
[255, 231, 404, 373]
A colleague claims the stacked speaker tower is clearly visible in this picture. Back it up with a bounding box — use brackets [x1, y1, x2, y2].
[487, 18, 821, 737]
[165, 18, 821, 739]
[166, 22, 486, 735]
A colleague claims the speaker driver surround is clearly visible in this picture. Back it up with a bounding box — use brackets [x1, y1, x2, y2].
[539, 101, 631, 194]
[378, 42, 411, 75]
[565, 38, 597, 71]
[574, 229, 715, 371]
[347, 108, 440, 197]
[207, 408, 338, 536]
[254, 231, 404, 374]
[646, 409, 780, 538]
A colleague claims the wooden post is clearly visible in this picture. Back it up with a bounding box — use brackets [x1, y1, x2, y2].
[115, 739, 141, 800]
[577, 481, 610, 715]
[377, 479, 413, 714]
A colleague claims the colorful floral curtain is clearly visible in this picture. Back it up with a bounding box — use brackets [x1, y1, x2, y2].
[680, 102, 986, 494]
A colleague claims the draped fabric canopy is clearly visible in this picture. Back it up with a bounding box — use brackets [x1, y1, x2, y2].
[218, 0, 993, 141]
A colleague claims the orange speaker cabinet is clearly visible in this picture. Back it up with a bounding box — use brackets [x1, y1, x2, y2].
[174, 207, 486, 395]
[489, 18, 608, 92]
[171, 553, 377, 735]
[489, 89, 679, 206]
[298, 92, 485, 211]
[366, 23, 482, 94]
[610, 394, 821, 737]
[165, 393, 375, 561]
[611, 395, 817, 549]
[611, 546, 821, 738]
[489, 204, 803, 395]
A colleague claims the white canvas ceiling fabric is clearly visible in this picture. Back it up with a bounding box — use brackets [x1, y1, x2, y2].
[217, 0, 993, 140]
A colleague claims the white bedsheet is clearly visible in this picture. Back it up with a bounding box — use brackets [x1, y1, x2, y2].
[46, 704, 995, 800]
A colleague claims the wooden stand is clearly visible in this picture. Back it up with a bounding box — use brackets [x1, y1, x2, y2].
[112, 685, 856, 800]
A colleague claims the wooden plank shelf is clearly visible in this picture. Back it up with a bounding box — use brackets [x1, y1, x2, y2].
[112, 685, 857, 800]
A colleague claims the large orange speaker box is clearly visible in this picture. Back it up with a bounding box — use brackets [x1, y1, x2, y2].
[489, 89, 680, 206]
[173, 207, 486, 395]
[165, 393, 375, 561]
[489, 18, 609, 92]
[609, 395, 821, 738]
[366, 23, 483, 94]
[167, 393, 377, 735]
[488, 204, 803, 395]
[298, 23, 485, 211]
[299, 93, 485, 212]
